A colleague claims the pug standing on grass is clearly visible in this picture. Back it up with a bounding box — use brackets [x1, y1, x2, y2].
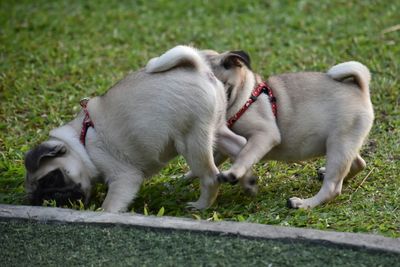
[24, 46, 247, 212]
[150, 48, 374, 209]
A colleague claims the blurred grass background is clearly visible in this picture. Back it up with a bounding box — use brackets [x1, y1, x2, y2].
[0, 0, 399, 237]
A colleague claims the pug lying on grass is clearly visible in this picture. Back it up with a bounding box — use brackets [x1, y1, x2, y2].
[24, 46, 246, 212]
[148, 47, 374, 209]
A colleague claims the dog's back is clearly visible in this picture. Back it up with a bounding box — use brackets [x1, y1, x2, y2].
[266, 63, 373, 161]
[87, 47, 226, 177]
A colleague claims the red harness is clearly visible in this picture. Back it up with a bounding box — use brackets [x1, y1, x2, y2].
[79, 98, 94, 146]
[226, 81, 277, 128]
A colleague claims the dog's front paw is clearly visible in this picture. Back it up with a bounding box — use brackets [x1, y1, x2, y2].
[217, 172, 238, 185]
[287, 197, 311, 209]
[241, 176, 258, 196]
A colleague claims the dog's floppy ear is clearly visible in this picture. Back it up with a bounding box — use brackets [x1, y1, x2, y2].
[25, 142, 67, 173]
[223, 50, 252, 70]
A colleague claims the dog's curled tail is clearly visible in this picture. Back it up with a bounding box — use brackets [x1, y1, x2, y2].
[145, 45, 210, 73]
[327, 61, 371, 93]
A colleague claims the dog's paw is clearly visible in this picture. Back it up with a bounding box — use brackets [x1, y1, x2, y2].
[244, 184, 258, 196]
[217, 172, 238, 185]
[287, 197, 311, 209]
[241, 176, 259, 196]
[317, 167, 326, 181]
[186, 201, 207, 211]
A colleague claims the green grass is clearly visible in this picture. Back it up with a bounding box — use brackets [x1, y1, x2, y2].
[1, 220, 399, 266]
[0, 0, 399, 237]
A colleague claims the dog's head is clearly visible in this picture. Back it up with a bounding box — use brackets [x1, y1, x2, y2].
[201, 50, 253, 103]
[24, 140, 92, 207]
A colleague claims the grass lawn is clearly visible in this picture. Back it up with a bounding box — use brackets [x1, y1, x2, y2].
[0, 0, 399, 238]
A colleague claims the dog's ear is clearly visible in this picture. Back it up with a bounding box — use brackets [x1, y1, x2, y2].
[25, 142, 67, 173]
[223, 50, 252, 70]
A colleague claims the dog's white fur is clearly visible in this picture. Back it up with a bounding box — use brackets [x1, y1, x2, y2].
[50, 126, 99, 178]
[25, 46, 246, 212]
[157, 49, 374, 209]
[146, 46, 247, 163]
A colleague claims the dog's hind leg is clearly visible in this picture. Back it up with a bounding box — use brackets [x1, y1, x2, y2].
[288, 141, 356, 209]
[346, 154, 366, 179]
[183, 152, 227, 182]
[184, 124, 247, 182]
[317, 154, 365, 181]
[180, 127, 220, 210]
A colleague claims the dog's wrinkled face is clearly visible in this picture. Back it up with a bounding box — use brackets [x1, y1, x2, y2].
[24, 140, 91, 207]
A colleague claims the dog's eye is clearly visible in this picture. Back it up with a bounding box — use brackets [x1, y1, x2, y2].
[223, 61, 232, 70]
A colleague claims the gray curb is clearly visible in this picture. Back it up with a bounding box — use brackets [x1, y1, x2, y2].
[1, 204, 399, 253]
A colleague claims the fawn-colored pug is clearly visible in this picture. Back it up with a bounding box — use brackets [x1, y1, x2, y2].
[24, 46, 246, 212]
[207, 50, 374, 208]
[149, 47, 374, 209]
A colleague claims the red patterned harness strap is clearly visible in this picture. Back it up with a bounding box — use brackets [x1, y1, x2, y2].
[226, 81, 277, 128]
[79, 98, 94, 146]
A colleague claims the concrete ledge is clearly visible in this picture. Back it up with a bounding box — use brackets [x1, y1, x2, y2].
[1, 204, 399, 253]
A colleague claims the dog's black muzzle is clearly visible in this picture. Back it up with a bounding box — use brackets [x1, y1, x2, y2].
[29, 169, 85, 207]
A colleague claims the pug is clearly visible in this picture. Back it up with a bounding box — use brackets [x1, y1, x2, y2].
[154, 49, 375, 209]
[200, 50, 374, 209]
[24, 45, 247, 212]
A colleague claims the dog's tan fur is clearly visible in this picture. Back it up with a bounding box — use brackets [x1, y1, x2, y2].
[203, 50, 374, 208]
[24, 46, 247, 212]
